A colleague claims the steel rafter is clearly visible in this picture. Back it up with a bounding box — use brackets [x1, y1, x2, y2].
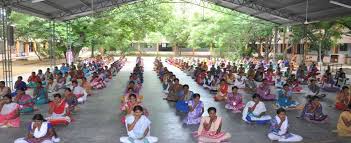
[54, 0, 139, 21]
[79, 0, 91, 7]
[208, 0, 305, 23]
[42, 0, 72, 14]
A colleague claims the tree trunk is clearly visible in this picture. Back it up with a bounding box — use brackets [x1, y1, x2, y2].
[32, 41, 42, 61]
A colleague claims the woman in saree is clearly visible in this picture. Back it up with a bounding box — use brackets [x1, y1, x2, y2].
[175, 85, 193, 112]
[256, 79, 276, 101]
[321, 72, 340, 92]
[275, 72, 285, 88]
[184, 93, 204, 125]
[14, 114, 60, 143]
[337, 103, 351, 136]
[120, 105, 158, 143]
[227, 71, 235, 85]
[242, 94, 272, 124]
[276, 84, 299, 109]
[14, 88, 34, 113]
[13, 76, 27, 96]
[265, 69, 275, 85]
[90, 72, 105, 89]
[55, 73, 66, 90]
[213, 79, 228, 102]
[306, 79, 326, 98]
[254, 67, 264, 82]
[336, 86, 351, 110]
[225, 86, 244, 113]
[0, 94, 20, 128]
[165, 78, 182, 102]
[120, 94, 148, 124]
[64, 88, 78, 113]
[44, 68, 53, 83]
[194, 107, 231, 143]
[27, 72, 41, 88]
[46, 94, 71, 126]
[81, 77, 92, 96]
[196, 70, 207, 85]
[32, 82, 49, 105]
[244, 75, 257, 93]
[0, 81, 11, 97]
[71, 80, 87, 104]
[233, 71, 246, 89]
[300, 96, 328, 123]
[268, 108, 303, 142]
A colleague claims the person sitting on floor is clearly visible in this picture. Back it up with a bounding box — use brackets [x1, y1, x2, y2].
[268, 108, 303, 142]
[27, 72, 41, 88]
[12, 76, 27, 96]
[14, 88, 34, 113]
[336, 86, 351, 111]
[337, 103, 351, 137]
[244, 75, 257, 93]
[175, 85, 193, 113]
[71, 81, 87, 104]
[64, 88, 78, 113]
[14, 114, 60, 143]
[0, 81, 11, 97]
[0, 94, 20, 128]
[276, 84, 299, 109]
[120, 105, 158, 143]
[194, 107, 231, 143]
[306, 79, 326, 98]
[225, 86, 244, 113]
[213, 79, 228, 102]
[233, 71, 246, 88]
[242, 93, 272, 124]
[183, 93, 204, 125]
[300, 96, 328, 123]
[46, 94, 71, 126]
[256, 79, 276, 101]
[32, 82, 48, 105]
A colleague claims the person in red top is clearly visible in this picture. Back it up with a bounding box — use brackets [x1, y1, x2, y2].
[214, 79, 228, 101]
[46, 93, 71, 126]
[27, 72, 41, 88]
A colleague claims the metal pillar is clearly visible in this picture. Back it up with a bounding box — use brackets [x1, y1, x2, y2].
[49, 20, 56, 67]
[273, 26, 279, 64]
[1, 7, 13, 88]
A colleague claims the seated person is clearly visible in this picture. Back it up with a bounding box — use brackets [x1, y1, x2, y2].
[0, 81, 11, 97]
[268, 108, 303, 142]
[265, 69, 275, 85]
[213, 79, 228, 102]
[44, 68, 53, 82]
[14, 114, 60, 143]
[46, 78, 57, 100]
[12, 76, 27, 96]
[254, 67, 264, 82]
[175, 85, 194, 113]
[300, 96, 328, 123]
[120, 94, 148, 124]
[0, 94, 20, 128]
[233, 72, 246, 89]
[306, 79, 326, 98]
[225, 86, 244, 113]
[14, 88, 34, 113]
[64, 88, 78, 113]
[335, 68, 347, 87]
[336, 86, 351, 110]
[275, 72, 285, 88]
[196, 70, 206, 85]
[165, 78, 182, 102]
[256, 79, 276, 101]
[276, 84, 299, 109]
[37, 70, 45, 82]
[194, 107, 231, 142]
[32, 82, 49, 105]
[90, 72, 105, 89]
[81, 77, 92, 96]
[55, 73, 66, 90]
[71, 81, 87, 104]
[183, 93, 204, 125]
[60, 63, 69, 74]
[337, 103, 351, 137]
[205, 76, 219, 93]
[322, 72, 339, 92]
[46, 94, 71, 126]
[120, 106, 158, 143]
[287, 75, 303, 93]
[245, 75, 257, 93]
[242, 94, 272, 124]
[27, 72, 41, 88]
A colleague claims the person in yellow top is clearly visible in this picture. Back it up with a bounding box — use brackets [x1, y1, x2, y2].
[337, 103, 351, 136]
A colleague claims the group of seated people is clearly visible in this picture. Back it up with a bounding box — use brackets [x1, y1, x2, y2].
[166, 56, 351, 140]
[119, 57, 159, 143]
[0, 55, 126, 143]
[155, 57, 232, 142]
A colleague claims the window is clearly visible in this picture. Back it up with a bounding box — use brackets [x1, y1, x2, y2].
[339, 43, 348, 51]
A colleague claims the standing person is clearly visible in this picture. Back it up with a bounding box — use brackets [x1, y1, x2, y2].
[183, 93, 204, 125]
[0, 94, 20, 128]
[120, 105, 158, 143]
[194, 107, 231, 142]
[14, 114, 60, 143]
[268, 108, 303, 142]
[337, 103, 351, 137]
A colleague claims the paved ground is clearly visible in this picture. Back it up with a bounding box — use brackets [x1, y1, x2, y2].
[1, 57, 351, 143]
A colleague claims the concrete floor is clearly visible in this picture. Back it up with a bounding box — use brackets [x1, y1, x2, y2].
[1, 57, 351, 143]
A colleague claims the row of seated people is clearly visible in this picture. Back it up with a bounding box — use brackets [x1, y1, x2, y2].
[155, 57, 232, 143]
[119, 57, 158, 143]
[0, 56, 126, 143]
[168, 57, 351, 139]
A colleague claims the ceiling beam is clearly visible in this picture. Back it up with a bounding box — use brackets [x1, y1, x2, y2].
[42, 0, 72, 14]
[293, 6, 340, 16]
[11, 3, 51, 18]
[79, 0, 91, 7]
[272, 0, 306, 11]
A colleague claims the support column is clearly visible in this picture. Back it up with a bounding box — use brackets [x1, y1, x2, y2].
[1, 7, 13, 88]
[24, 42, 29, 56]
[15, 40, 19, 56]
[273, 26, 278, 63]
